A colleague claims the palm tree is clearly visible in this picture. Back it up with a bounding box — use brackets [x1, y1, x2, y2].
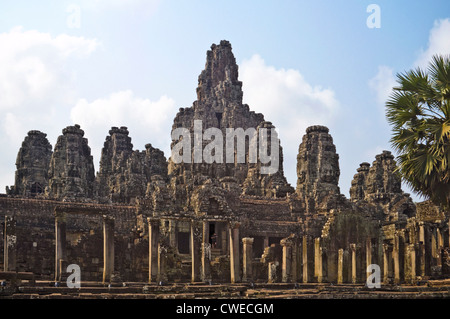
[386, 54, 450, 208]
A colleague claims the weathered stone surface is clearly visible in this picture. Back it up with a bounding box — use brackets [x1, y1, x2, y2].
[168, 40, 293, 205]
[7, 131, 52, 197]
[296, 125, 341, 213]
[350, 151, 401, 203]
[96, 126, 134, 202]
[349, 162, 370, 202]
[365, 151, 402, 201]
[349, 150, 415, 221]
[416, 200, 446, 222]
[145, 143, 168, 179]
[442, 248, 450, 276]
[96, 127, 168, 204]
[47, 125, 95, 200]
[190, 179, 236, 217]
[144, 175, 172, 214]
[242, 121, 294, 198]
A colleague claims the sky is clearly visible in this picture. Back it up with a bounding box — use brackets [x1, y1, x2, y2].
[0, 0, 449, 202]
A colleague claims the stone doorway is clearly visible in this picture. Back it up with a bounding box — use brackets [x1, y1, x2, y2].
[207, 221, 228, 255]
[177, 231, 190, 254]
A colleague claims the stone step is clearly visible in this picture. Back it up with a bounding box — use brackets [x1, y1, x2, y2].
[4, 281, 450, 299]
[428, 278, 450, 287]
[18, 286, 144, 295]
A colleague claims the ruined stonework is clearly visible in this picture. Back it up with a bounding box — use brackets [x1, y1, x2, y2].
[349, 162, 370, 202]
[350, 151, 402, 203]
[242, 121, 293, 197]
[296, 125, 341, 213]
[95, 127, 168, 204]
[1, 40, 449, 293]
[168, 40, 293, 204]
[365, 151, 402, 200]
[96, 126, 134, 202]
[46, 125, 95, 200]
[350, 150, 415, 221]
[7, 131, 52, 197]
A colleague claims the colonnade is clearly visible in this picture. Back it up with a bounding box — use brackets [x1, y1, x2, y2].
[278, 221, 449, 285]
[54, 212, 115, 284]
[2, 213, 448, 285]
[148, 218, 243, 283]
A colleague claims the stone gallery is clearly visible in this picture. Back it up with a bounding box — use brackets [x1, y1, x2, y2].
[1, 41, 449, 296]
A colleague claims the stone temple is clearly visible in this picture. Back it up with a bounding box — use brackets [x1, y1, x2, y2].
[1, 40, 449, 298]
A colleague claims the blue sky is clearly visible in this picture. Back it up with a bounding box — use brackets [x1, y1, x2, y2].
[0, 1, 449, 201]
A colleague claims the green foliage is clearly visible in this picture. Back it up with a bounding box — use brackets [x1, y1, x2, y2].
[386, 55, 450, 208]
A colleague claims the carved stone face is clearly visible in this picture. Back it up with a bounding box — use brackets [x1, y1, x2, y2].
[320, 170, 336, 183]
[296, 126, 341, 204]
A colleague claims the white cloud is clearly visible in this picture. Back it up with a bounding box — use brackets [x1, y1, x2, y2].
[366, 19, 450, 202]
[79, 0, 160, 13]
[240, 54, 340, 185]
[368, 65, 397, 106]
[70, 90, 177, 168]
[415, 18, 450, 69]
[240, 54, 339, 131]
[369, 18, 450, 110]
[0, 27, 99, 190]
[3, 113, 26, 148]
[0, 26, 99, 111]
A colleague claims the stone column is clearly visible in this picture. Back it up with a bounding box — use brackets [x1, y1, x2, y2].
[157, 242, 167, 283]
[202, 221, 212, 282]
[4, 216, 17, 273]
[430, 226, 439, 273]
[314, 238, 323, 283]
[418, 223, 426, 276]
[421, 223, 432, 276]
[221, 224, 228, 255]
[302, 236, 309, 283]
[148, 218, 160, 282]
[437, 228, 444, 267]
[292, 240, 298, 282]
[55, 213, 66, 282]
[405, 244, 416, 284]
[366, 238, 372, 280]
[281, 238, 293, 283]
[393, 234, 400, 284]
[337, 248, 344, 284]
[431, 226, 437, 260]
[169, 219, 177, 249]
[419, 223, 425, 243]
[350, 244, 357, 284]
[418, 242, 425, 277]
[102, 215, 115, 284]
[242, 237, 254, 282]
[438, 228, 445, 266]
[191, 220, 202, 282]
[383, 244, 389, 284]
[229, 222, 240, 283]
[438, 228, 444, 250]
[409, 244, 417, 283]
[268, 262, 278, 283]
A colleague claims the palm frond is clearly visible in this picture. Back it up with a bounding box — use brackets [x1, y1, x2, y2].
[386, 54, 450, 208]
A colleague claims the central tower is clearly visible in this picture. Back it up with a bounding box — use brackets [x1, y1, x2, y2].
[168, 40, 293, 198]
